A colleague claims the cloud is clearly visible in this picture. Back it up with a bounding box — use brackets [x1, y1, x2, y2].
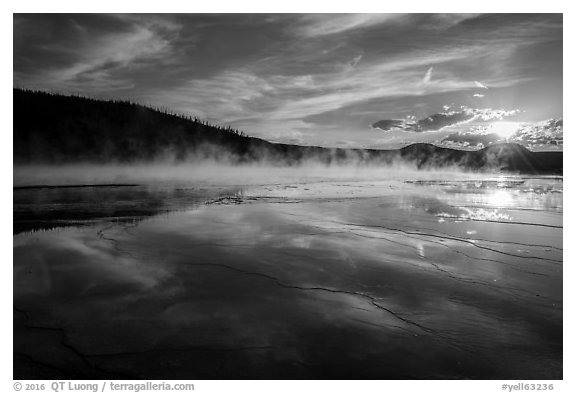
[57, 29, 169, 82]
[350, 54, 363, 68]
[14, 15, 182, 92]
[424, 13, 481, 29]
[261, 46, 517, 122]
[293, 14, 481, 38]
[440, 128, 503, 149]
[294, 14, 406, 38]
[268, 129, 313, 145]
[439, 118, 563, 150]
[372, 106, 520, 133]
[472, 108, 521, 121]
[153, 44, 504, 130]
[339, 54, 364, 73]
[371, 119, 415, 132]
[510, 118, 563, 147]
[474, 80, 489, 89]
[422, 67, 433, 84]
[14, 14, 560, 148]
[416, 110, 476, 131]
[144, 71, 279, 122]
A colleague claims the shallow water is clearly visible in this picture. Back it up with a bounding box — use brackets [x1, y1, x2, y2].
[13, 175, 563, 379]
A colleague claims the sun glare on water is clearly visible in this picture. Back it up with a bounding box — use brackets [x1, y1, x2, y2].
[489, 121, 522, 139]
[487, 189, 514, 207]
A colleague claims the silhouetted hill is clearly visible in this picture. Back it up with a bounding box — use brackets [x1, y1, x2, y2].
[13, 89, 562, 174]
[13, 88, 267, 163]
[397, 143, 562, 174]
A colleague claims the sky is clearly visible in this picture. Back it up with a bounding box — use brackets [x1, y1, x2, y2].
[13, 13, 563, 150]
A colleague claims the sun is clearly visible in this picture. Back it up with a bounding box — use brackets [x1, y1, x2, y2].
[489, 121, 521, 139]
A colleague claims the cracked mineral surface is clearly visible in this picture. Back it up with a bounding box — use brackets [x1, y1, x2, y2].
[13, 175, 562, 379]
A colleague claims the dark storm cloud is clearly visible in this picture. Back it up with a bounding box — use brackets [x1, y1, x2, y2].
[13, 13, 562, 148]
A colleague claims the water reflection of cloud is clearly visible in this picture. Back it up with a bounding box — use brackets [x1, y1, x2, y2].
[14, 228, 171, 301]
[13, 178, 562, 378]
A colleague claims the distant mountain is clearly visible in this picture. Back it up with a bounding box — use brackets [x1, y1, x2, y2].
[13, 89, 562, 174]
[396, 143, 562, 174]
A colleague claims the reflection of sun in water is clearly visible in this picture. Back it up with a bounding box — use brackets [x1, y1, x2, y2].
[487, 189, 513, 207]
[489, 121, 521, 139]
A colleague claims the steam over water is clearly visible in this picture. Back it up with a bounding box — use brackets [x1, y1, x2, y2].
[13, 169, 562, 379]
